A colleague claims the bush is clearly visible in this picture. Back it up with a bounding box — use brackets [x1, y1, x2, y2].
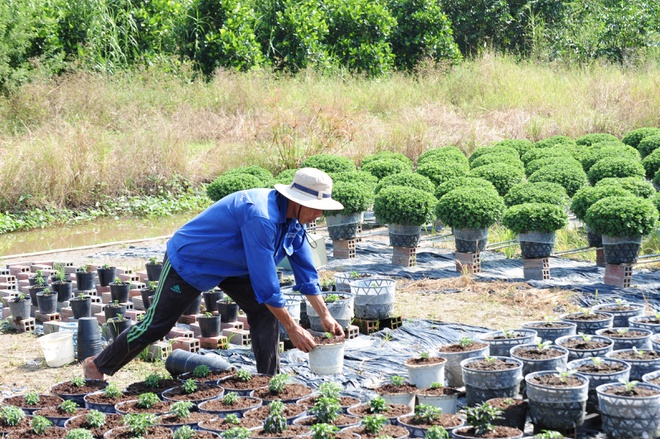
[468, 145, 519, 165]
[502, 203, 568, 234]
[435, 187, 505, 229]
[434, 177, 498, 200]
[595, 177, 656, 199]
[374, 173, 434, 194]
[637, 134, 660, 158]
[504, 182, 569, 208]
[361, 158, 412, 180]
[470, 153, 524, 170]
[576, 133, 620, 146]
[622, 127, 660, 148]
[416, 160, 469, 187]
[468, 163, 525, 197]
[224, 166, 274, 186]
[654, 193, 660, 217]
[329, 171, 379, 189]
[585, 196, 658, 237]
[570, 185, 634, 221]
[302, 154, 356, 174]
[580, 143, 640, 172]
[521, 146, 574, 166]
[273, 169, 298, 185]
[417, 147, 468, 167]
[642, 149, 660, 180]
[491, 139, 534, 157]
[361, 151, 413, 168]
[587, 156, 645, 186]
[373, 186, 437, 226]
[534, 135, 576, 150]
[528, 164, 587, 197]
[327, 181, 374, 216]
[206, 174, 264, 202]
[525, 156, 582, 178]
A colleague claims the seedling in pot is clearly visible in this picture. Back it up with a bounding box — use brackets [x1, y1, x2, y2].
[632, 346, 646, 357]
[465, 402, 502, 436]
[31, 415, 53, 435]
[224, 414, 241, 425]
[173, 425, 196, 439]
[420, 351, 430, 360]
[458, 337, 474, 348]
[144, 373, 162, 388]
[534, 337, 552, 351]
[389, 375, 406, 386]
[483, 356, 496, 364]
[362, 414, 388, 434]
[423, 426, 450, 439]
[324, 294, 340, 303]
[501, 328, 516, 338]
[24, 391, 40, 406]
[136, 392, 160, 409]
[65, 428, 94, 439]
[223, 426, 251, 439]
[59, 400, 79, 414]
[263, 400, 287, 433]
[71, 376, 86, 387]
[318, 382, 343, 400]
[123, 412, 157, 436]
[616, 328, 629, 335]
[235, 369, 252, 382]
[534, 430, 564, 439]
[429, 382, 444, 389]
[369, 396, 387, 413]
[310, 396, 341, 424]
[0, 405, 26, 426]
[268, 374, 289, 394]
[579, 333, 593, 342]
[618, 378, 640, 395]
[555, 367, 578, 383]
[193, 364, 211, 378]
[413, 404, 443, 424]
[86, 410, 106, 428]
[589, 357, 604, 369]
[222, 392, 239, 405]
[103, 383, 123, 398]
[170, 401, 194, 419]
[310, 423, 340, 439]
[182, 379, 197, 394]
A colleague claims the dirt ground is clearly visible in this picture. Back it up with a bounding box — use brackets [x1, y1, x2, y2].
[0, 237, 585, 396]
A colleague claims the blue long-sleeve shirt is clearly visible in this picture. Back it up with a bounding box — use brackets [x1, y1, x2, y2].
[166, 189, 321, 308]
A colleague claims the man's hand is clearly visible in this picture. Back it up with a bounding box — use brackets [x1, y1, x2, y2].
[287, 324, 318, 353]
[320, 315, 345, 337]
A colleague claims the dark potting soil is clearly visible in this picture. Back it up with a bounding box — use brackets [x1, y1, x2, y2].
[347, 402, 412, 419]
[596, 305, 637, 312]
[162, 383, 224, 401]
[294, 414, 359, 428]
[528, 374, 584, 388]
[524, 321, 573, 328]
[405, 357, 446, 366]
[244, 402, 306, 421]
[251, 384, 313, 401]
[486, 397, 528, 411]
[635, 316, 660, 324]
[64, 413, 124, 437]
[189, 432, 219, 439]
[0, 417, 32, 433]
[373, 383, 417, 395]
[312, 335, 346, 345]
[296, 394, 360, 409]
[114, 399, 172, 414]
[177, 370, 235, 382]
[251, 425, 309, 438]
[598, 329, 649, 338]
[104, 425, 173, 439]
[485, 333, 527, 340]
[575, 363, 627, 374]
[124, 379, 182, 396]
[325, 431, 358, 439]
[648, 377, 660, 386]
[398, 413, 463, 429]
[610, 350, 660, 360]
[564, 312, 609, 321]
[51, 380, 107, 395]
[558, 339, 610, 350]
[2, 395, 63, 410]
[601, 386, 660, 397]
[157, 412, 216, 426]
[344, 424, 408, 439]
[199, 396, 261, 411]
[219, 375, 272, 391]
[6, 426, 68, 439]
[416, 386, 460, 396]
[33, 407, 88, 418]
[453, 426, 522, 438]
[512, 347, 566, 360]
[84, 392, 134, 405]
[438, 342, 488, 353]
[463, 359, 518, 371]
[198, 416, 262, 431]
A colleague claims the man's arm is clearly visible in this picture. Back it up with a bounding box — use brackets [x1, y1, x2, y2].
[266, 304, 317, 353]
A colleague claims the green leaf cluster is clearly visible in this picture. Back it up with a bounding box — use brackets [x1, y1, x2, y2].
[468, 145, 519, 165]
[570, 185, 633, 221]
[502, 203, 568, 234]
[224, 166, 274, 186]
[580, 143, 639, 172]
[326, 181, 374, 216]
[642, 150, 660, 180]
[504, 182, 568, 208]
[587, 157, 645, 186]
[468, 163, 525, 196]
[528, 163, 587, 197]
[361, 159, 413, 181]
[206, 174, 264, 202]
[576, 133, 619, 146]
[638, 135, 660, 158]
[417, 147, 468, 168]
[374, 173, 434, 195]
[373, 186, 437, 226]
[416, 160, 469, 187]
[622, 127, 660, 148]
[535, 136, 576, 150]
[302, 154, 357, 174]
[594, 177, 655, 199]
[362, 151, 413, 168]
[491, 139, 534, 157]
[274, 169, 299, 185]
[435, 187, 505, 229]
[584, 196, 659, 237]
[470, 153, 524, 171]
[434, 177, 497, 201]
[525, 156, 582, 178]
[329, 171, 379, 189]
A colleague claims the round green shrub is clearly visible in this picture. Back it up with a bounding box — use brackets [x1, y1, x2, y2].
[654, 193, 660, 217]
[467, 163, 525, 196]
[470, 153, 524, 170]
[504, 182, 569, 208]
[417, 146, 468, 167]
[642, 149, 660, 180]
[653, 170, 660, 190]
[373, 186, 437, 226]
[361, 151, 413, 167]
[416, 160, 469, 187]
[637, 134, 660, 158]
[374, 172, 435, 194]
[435, 187, 505, 229]
[521, 146, 574, 166]
[206, 174, 264, 202]
[622, 127, 660, 148]
[595, 177, 656, 199]
[492, 139, 534, 157]
[468, 145, 520, 164]
[570, 185, 634, 221]
[534, 135, 576, 149]
[360, 158, 413, 180]
[502, 203, 568, 234]
[585, 196, 658, 237]
[525, 156, 582, 178]
[301, 154, 357, 174]
[587, 156, 645, 186]
[528, 164, 587, 197]
[580, 143, 640, 172]
[575, 133, 620, 146]
[328, 170, 379, 189]
[224, 165, 274, 186]
[434, 177, 498, 200]
[326, 181, 374, 216]
[273, 169, 298, 185]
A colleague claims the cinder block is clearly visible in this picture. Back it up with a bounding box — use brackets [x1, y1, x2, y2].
[333, 239, 356, 259]
[91, 303, 104, 315]
[221, 321, 244, 330]
[60, 307, 73, 321]
[125, 310, 146, 321]
[9, 317, 36, 332]
[392, 246, 416, 267]
[96, 285, 111, 295]
[95, 311, 106, 324]
[101, 292, 112, 304]
[178, 314, 199, 324]
[2, 307, 10, 319]
[523, 258, 550, 281]
[117, 273, 139, 283]
[237, 315, 250, 330]
[35, 312, 61, 323]
[596, 248, 606, 267]
[171, 337, 200, 353]
[132, 296, 145, 310]
[455, 252, 481, 274]
[190, 322, 201, 338]
[222, 328, 251, 346]
[137, 271, 149, 282]
[199, 335, 229, 350]
[147, 341, 171, 361]
[0, 275, 17, 283]
[0, 283, 17, 291]
[604, 264, 633, 288]
[168, 327, 194, 339]
[8, 265, 31, 276]
[346, 324, 359, 339]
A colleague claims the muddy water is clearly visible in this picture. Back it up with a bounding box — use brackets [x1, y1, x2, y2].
[0, 213, 197, 257]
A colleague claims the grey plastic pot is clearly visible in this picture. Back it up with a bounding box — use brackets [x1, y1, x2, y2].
[629, 315, 660, 334]
[595, 327, 653, 350]
[525, 370, 589, 432]
[460, 356, 523, 406]
[559, 311, 613, 335]
[8, 297, 32, 321]
[477, 329, 537, 357]
[521, 321, 577, 343]
[555, 334, 614, 361]
[606, 348, 660, 380]
[592, 302, 645, 327]
[327, 213, 361, 241]
[350, 278, 395, 320]
[388, 224, 422, 247]
[596, 381, 660, 439]
[510, 344, 569, 377]
[307, 292, 354, 331]
[438, 342, 489, 388]
[518, 231, 556, 259]
[567, 357, 631, 412]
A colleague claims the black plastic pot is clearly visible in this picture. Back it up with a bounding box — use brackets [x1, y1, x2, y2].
[146, 262, 163, 282]
[203, 289, 225, 313]
[140, 288, 156, 310]
[107, 317, 132, 340]
[96, 267, 116, 287]
[77, 317, 104, 361]
[70, 296, 92, 319]
[520, 241, 555, 259]
[183, 294, 202, 315]
[603, 242, 641, 264]
[104, 303, 128, 321]
[29, 285, 47, 304]
[217, 301, 239, 323]
[109, 282, 130, 303]
[37, 292, 58, 315]
[197, 315, 222, 337]
[52, 281, 73, 302]
[75, 271, 95, 291]
[8, 297, 31, 321]
[165, 350, 235, 377]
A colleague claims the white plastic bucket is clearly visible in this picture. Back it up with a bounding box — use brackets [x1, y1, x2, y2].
[39, 332, 75, 367]
[308, 342, 345, 375]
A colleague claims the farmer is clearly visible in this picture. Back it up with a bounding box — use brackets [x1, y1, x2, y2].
[84, 167, 346, 379]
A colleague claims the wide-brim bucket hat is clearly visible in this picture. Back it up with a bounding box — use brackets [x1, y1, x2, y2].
[275, 167, 344, 211]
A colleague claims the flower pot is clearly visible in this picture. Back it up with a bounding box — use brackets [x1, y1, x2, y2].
[486, 398, 528, 432]
[146, 262, 164, 282]
[51, 379, 108, 408]
[388, 224, 422, 247]
[453, 227, 488, 253]
[307, 292, 354, 331]
[198, 395, 262, 418]
[653, 333, 660, 351]
[29, 284, 47, 304]
[518, 231, 556, 259]
[396, 413, 464, 438]
[140, 288, 156, 310]
[70, 296, 92, 319]
[555, 334, 614, 361]
[327, 213, 361, 241]
[460, 356, 524, 406]
[595, 327, 653, 350]
[350, 278, 395, 320]
[629, 315, 660, 334]
[183, 294, 202, 315]
[642, 369, 660, 385]
[404, 357, 446, 390]
[477, 329, 537, 357]
[308, 340, 345, 375]
[217, 301, 239, 322]
[451, 425, 523, 439]
[104, 303, 128, 321]
[521, 321, 577, 343]
[165, 350, 235, 377]
[97, 267, 116, 287]
[8, 297, 32, 321]
[567, 357, 631, 412]
[378, 391, 416, 410]
[560, 311, 613, 335]
[586, 225, 602, 248]
[415, 389, 459, 414]
[37, 291, 58, 315]
[39, 331, 75, 368]
[109, 282, 130, 303]
[606, 348, 660, 380]
[198, 315, 222, 338]
[52, 281, 73, 302]
[77, 317, 104, 362]
[278, 291, 301, 341]
[107, 317, 132, 340]
[592, 302, 645, 327]
[437, 342, 489, 388]
[525, 371, 589, 432]
[596, 382, 660, 439]
[75, 271, 95, 291]
[334, 272, 373, 293]
[510, 344, 569, 377]
[602, 235, 642, 264]
[203, 289, 225, 313]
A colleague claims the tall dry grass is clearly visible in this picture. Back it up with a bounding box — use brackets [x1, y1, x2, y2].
[0, 54, 658, 209]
